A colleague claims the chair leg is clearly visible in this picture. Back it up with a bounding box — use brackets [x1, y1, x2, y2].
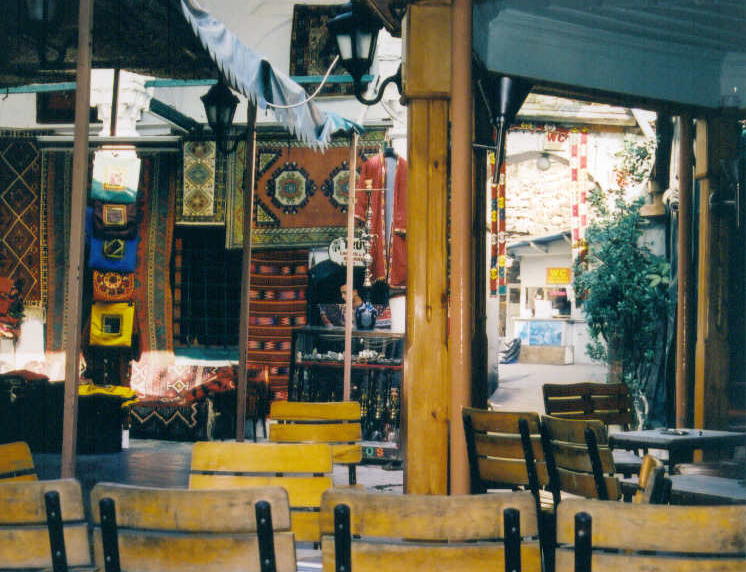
[255, 500, 277, 572]
[334, 504, 352, 572]
[503, 507, 521, 572]
[252, 416, 258, 443]
[574, 512, 592, 572]
[44, 491, 68, 572]
[348, 465, 357, 486]
[99, 497, 121, 572]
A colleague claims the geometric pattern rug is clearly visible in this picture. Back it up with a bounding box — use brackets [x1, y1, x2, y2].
[248, 249, 309, 400]
[0, 138, 43, 306]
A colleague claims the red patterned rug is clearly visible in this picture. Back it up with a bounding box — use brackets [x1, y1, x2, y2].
[0, 137, 43, 306]
[248, 249, 308, 400]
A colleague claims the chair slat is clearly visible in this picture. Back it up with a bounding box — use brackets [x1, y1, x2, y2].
[0, 441, 37, 481]
[189, 474, 333, 508]
[322, 541, 542, 572]
[270, 400, 361, 420]
[542, 415, 608, 444]
[320, 490, 539, 539]
[555, 551, 746, 572]
[550, 441, 615, 473]
[555, 468, 621, 500]
[191, 441, 332, 473]
[463, 408, 541, 433]
[556, 500, 746, 553]
[474, 432, 545, 460]
[269, 422, 361, 443]
[477, 457, 550, 487]
[91, 483, 291, 530]
[92, 529, 297, 572]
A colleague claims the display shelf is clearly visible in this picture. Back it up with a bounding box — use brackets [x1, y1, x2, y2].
[288, 327, 404, 462]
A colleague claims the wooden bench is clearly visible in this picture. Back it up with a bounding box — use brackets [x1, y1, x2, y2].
[0, 440, 36, 481]
[0, 478, 92, 570]
[268, 401, 362, 484]
[189, 441, 333, 543]
[556, 499, 746, 570]
[320, 489, 542, 571]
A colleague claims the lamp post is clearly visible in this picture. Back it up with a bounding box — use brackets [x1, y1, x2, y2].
[327, 1, 402, 106]
[201, 80, 241, 154]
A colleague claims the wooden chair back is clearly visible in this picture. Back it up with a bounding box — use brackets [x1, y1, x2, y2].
[0, 441, 37, 481]
[540, 415, 621, 501]
[189, 441, 333, 543]
[320, 489, 542, 571]
[268, 401, 362, 485]
[462, 408, 548, 493]
[542, 382, 634, 429]
[91, 483, 295, 572]
[0, 478, 91, 570]
[634, 454, 669, 504]
[555, 499, 746, 571]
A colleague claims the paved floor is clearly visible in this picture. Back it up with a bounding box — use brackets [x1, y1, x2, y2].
[490, 361, 608, 412]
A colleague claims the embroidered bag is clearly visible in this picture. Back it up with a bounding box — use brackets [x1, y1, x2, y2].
[89, 302, 135, 347]
[90, 149, 140, 203]
[92, 201, 139, 239]
[88, 234, 138, 272]
[92, 271, 135, 302]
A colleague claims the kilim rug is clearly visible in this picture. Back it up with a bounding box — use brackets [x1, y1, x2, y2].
[176, 141, 223, 225]
[0, 137, 43, 306]
[248, 249, 309, 400]
[133, 154, 176, 361]
[225, 132, 385, 249]
[43, 151, 72, 353]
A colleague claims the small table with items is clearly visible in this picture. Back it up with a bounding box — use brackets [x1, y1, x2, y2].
[609, 428, 746, 467]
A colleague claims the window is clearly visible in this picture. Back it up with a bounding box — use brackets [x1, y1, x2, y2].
[173, 228, 242, 347]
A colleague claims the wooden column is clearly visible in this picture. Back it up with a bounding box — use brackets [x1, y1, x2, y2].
[693, 116, 739, 432]
[236, 102, 258, 441]
[448, 0, 472, 495]
[61, 0, 93, 479]
[675, 114, 695, 428]
[403, 2, 451, 495]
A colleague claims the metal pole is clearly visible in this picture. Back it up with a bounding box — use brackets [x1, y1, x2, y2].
[449, 0, 473, 495]
[61, 0, 94, 478]
[675, 114, 694, 428]
[236, 102, 258, 441]
[343, 133, 360, 401]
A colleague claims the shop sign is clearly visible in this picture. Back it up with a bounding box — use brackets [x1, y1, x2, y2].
[547, 267, 572, 284]
[329, 237, 365, 266]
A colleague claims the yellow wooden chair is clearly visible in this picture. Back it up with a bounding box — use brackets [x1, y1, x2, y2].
[555, 499, 746, 571]
[633, 454, 669, 504]
[268, 401, 363, 484]
[0, 478, 92, 571]
[90, 483, 295, 572]
[0, 441, 37, 481]
[189, 441, 334, 544]
[320, 489, 542, 571]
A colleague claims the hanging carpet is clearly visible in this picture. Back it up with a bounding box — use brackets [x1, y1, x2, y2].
[248, 249, 308, 400]
[0, 136, 43, 306]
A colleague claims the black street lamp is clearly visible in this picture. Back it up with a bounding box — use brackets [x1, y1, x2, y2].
[201, 80, 241, 154]
[327, 1, 402, 106]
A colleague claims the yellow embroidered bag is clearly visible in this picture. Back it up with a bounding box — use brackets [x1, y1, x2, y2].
[89, 302, 135, 347]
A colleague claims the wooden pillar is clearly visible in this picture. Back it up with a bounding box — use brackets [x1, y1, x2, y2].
[448, 0, 472, 495]
[236, 102, 257, 441]
[675, 114, 695, 428]
[403, 2, 451, 495]
[693, 116, 739, 432]
[61, 0, 93, 479]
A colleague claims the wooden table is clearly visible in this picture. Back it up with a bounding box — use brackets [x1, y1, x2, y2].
[608, 428, 746, 467]
[669, 474, 746, 505]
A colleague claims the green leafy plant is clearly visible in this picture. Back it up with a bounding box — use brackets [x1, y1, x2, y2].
[574, 138, 669, 425]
